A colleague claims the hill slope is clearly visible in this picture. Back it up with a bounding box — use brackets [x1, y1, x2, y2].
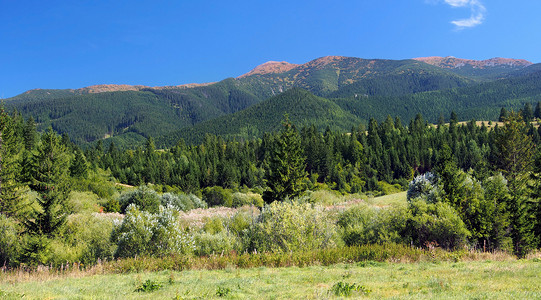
[156, 88, 363, 146]
[5, 55, 536, 147]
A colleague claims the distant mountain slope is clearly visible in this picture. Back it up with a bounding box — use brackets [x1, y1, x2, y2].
[156, 88, 363, 146]
[237, 56, 475, 98]
[334, 68, 541, 123]
[413, 56, 533, 80]
[5, 55, 537, 148]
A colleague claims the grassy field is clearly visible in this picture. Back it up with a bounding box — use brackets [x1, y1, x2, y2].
[1, 259, 540, 299]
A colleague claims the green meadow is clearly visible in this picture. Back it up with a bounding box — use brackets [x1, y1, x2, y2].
[2, 259, 540, 299]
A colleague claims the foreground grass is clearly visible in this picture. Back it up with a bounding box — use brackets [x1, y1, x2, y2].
[1, 259, 540, 299]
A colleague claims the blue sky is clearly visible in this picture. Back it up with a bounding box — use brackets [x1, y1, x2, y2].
[1, 0, 540, 98]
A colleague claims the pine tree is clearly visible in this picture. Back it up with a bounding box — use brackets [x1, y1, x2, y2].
[499, 107, 508, 122]
[24, 127, 71, 237]
[0, 107, 24, 218]
[521, 103, 534, 123]
[70, 148, 88, 178]
[263, 116, 307, 203]
[494, 112, 537, 256]
[534, 101, 541, 119]
[23, 116, 36, 151]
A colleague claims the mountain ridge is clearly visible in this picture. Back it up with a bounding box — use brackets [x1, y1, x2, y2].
[413, 56, 532, 69]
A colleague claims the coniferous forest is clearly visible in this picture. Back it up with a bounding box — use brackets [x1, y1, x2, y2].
[1, 100, 541, 270]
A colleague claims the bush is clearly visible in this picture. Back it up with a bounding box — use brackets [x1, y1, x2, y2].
[231, 192, 264, 208]
[161, 192, 206, 211]
[62, 213, 119, 265]
[227, 211, 254, 236]
[0, 214, 22, 266]
[103, 198, 121, 213]
[194, 231, 240, 256]
[112, 205, 194, 258]
[337, 204, 408, 246]
[203, 217, 225, 234]
[406, 199, 471, 249]
[246, 202, 340, 253]
[202, 186, 233, 207]
[66, 191, 101, 214]
[407, 172, 442, 203]
[118, 186, 161, 213]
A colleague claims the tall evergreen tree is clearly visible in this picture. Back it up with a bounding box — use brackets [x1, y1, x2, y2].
[499, 107, 508, 122]
[23, 116, 36, 151]
[24, 128, 71, 237]
[0, 107, 24, 218]
[263, 116, 307, 203]
[494, 112, 537, 256]
[534, 101, 541, 119]
[521, 103, 534, 123]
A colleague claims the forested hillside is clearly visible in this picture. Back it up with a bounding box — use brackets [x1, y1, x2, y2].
[4, 56, 538, 148]
[1, 105, 541, 269]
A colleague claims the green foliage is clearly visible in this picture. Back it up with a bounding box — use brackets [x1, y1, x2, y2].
[246, 201, 340, 253]
[118, 185, 161, 213]
[0, 107, 25, 218]
[329, 281, 371, 297]
[62, 213, 118, 265]
[216, 286, 232, 297]
[338, 205, 408, 246]
[135, 279, 162, 292]
[66, 191, 101, 214]
[406, 199, 471, 249]
[103, 198, 121, 213]
[202, 186, 233, 207]
[25, 127, 71, 237]
[161, 192, 206, 211]
[194, 231, 240, 256]
[263, 116, 308, 202]
[0, 214, 22, 266]
[407, 172, 442, 203]
[231, 192, 264, 208]
[111, 205, 194, 258]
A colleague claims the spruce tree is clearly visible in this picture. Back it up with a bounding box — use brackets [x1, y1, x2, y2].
[534, 101, 541, 119]
[263, 116, 307, 203]
[494, 112, 537, 256]
[24, 128, 71, 237]
[23, 116, 36, 151]
[0, 107, 24, 218]
[499, 107, 508, 122]
[521, 103, 534, 123]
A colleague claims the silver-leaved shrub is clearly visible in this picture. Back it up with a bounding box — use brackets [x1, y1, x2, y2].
[111, 204, 194, 258]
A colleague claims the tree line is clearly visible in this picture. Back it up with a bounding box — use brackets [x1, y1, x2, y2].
[1, 103, 541, 263]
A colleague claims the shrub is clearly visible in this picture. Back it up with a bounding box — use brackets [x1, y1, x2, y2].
[406, 199, 471, 249]
[227, 211, 254, 236]
[112, 205, 195, 258]
[66, 191, 101, 214]
[246, 201, 340, 253]
[302, 189, 344, 206]
[338, 204, 408, 246]
[135, 279, 162, 292]
[0, 214, 22, 266]
[202, 186, 233, 207]
[194, 231, 240, 256]
[407, 172, 442, 203]
[62, 213, 118, 265]
[161, 192, 206, 211]
[203, 217, 225, 234]
[231, 192, 264, 208]
[118, 186, 161, 213]
[103, 198, 121, 213]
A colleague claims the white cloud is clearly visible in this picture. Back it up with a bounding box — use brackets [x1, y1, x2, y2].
[443, 0, 486, 29]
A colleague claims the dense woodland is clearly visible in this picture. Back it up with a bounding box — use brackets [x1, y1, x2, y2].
[1, 101, 541, 268]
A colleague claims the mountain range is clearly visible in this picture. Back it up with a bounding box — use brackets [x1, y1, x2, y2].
[5, 55, 540, 148]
